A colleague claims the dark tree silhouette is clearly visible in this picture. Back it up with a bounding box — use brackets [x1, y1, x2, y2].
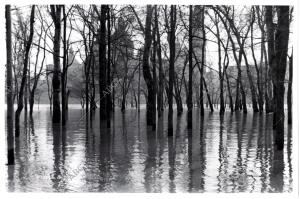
[15, 5, 35, 136]
[50, 5, 62, 123]
[187, 5, 193, 129]
[6, 4, 14, 165]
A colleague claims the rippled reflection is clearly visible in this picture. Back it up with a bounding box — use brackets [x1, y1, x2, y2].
[6, 107, 293, 192]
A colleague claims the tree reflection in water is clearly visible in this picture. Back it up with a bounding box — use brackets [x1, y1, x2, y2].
[6, 108, 293, 192]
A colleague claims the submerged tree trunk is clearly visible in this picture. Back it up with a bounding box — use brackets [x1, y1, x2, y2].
[142, 6, 156, 128]
[90, 53, 96, 113]
[256, 6, 272, 113]
[106, 6, 111, 128]
[225, 70, 234, 112]
[50, 5, 61, 123]
[215, 16, 225, 115]
[6, 5, 14, 165]
[30, 31, 46, 117]
[98, 5, 108, 122]
[15, 5, 35, 137]
[266, 6, 276, 126]
[203, 78, 214, 112]
[267, 6, 290, 150]
[274, 6, 290, 150]
[151, 14, 157, 129]
[168, 5, 176, 135]
[155, 6, 164, 118]
[199, 6, 205, 116]
[287, 51, 292, 124]
[62, 5, 67, 126]
[187, 5, 193, 129]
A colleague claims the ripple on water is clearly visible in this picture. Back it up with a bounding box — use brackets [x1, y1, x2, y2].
[5, 108, 293, 192]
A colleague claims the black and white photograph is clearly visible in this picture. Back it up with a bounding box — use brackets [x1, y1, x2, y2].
[1, 0, 298, 197]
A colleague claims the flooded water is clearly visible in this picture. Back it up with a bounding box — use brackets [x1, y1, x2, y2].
[6, 106, 293, 192]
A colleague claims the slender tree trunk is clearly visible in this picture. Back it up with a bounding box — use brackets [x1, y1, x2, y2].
[187, 6, 193, 129]
[29, 22, 45, 117]
[225, 70, 234, 112]
[151, 15, 157, 130]
[193, 51, 213, 112]
[199, 6, 205, 116]
[203, 77, 214, 112]
[50, 5, 61, 123]
[168, 5, 176, 136]
[288, 51, 292, 124]
[256, 6, 272, 113]
[121, 90, 126, 112]
[155, 6, 164, 118]
[6, 5, 14, 165]
[251, 9, 263, 113]
[138, 54, 141, 111]
[15, 5, 35, 137]
[24, 60, 28, 116]
[215, 17, 225, 114]
[62, 5, 67, 125]
[90, 54, 96, 114]
[106, 6, 111, 128]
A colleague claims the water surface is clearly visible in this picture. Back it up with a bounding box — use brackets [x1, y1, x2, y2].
[6, 107, 293, 192]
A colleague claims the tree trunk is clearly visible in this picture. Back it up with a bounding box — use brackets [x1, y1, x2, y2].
[199, 6, 205, 116]
[155, 6, 164, 118]
[288, 51, 292, 124]
[187, 5, 193, 129]
[193, 51, 213, 112]
[29, 21, 45, 117]
[251, 9, 264, 113]
[142, 5, 156, 128]
[273, 6, 290, 150]
[6, 5, 14, 165]
[15, 5, 35, 137]
[62, 5, 67, 125]
[24, 61, 28, 116]
[90, 53, 96, 114]
[256, 6, 272, 113]
[266, 6, 290, 150]
[99, 5, 108, 123]
[50, 5, 61, 123]
[203, 78, 214, 112]
[225, 70, 234, 112]
[151, 14, 157, 130]
[168, 5, 176, 136]
[266, 6, 277, 127]
[215, 17, 225, 115]
[121, 92, 126, 112]
[106, 6, 111, 128]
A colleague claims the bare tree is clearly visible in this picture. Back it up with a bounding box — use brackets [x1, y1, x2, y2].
[187, 6, 193, 129]
[50, 5, 62, 123]
[168, 5, 176, 135]
[155, 6, 164, 118]
[266, 6, 290, 150]
[288, 51, 292, 124]
[29, 7, 48, 116]
[15, 5, 35, 137]
[142, 5, 156, 129]
[6, 5, 14, 165]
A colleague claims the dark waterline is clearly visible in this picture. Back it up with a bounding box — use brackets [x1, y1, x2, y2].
[6, 107, 292, 192]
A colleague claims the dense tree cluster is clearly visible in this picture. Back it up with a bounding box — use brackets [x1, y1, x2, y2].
[5, 5, 293, 164]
